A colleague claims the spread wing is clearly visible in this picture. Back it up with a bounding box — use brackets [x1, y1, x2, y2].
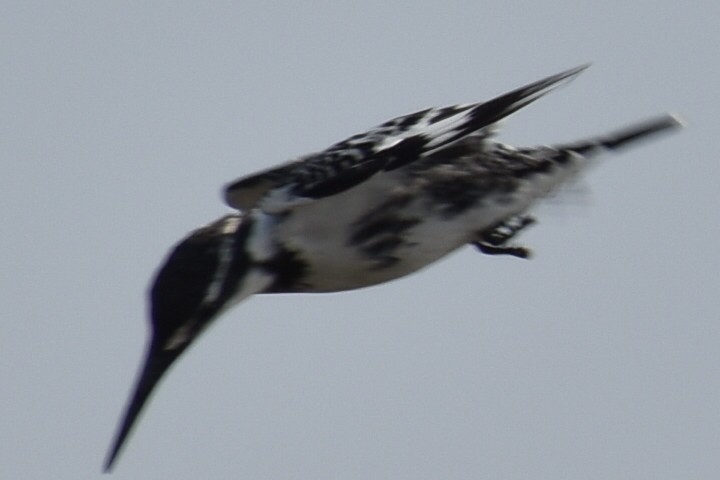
[224, 65, 589, 213]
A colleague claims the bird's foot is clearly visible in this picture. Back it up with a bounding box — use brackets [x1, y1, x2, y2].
[472, 215, 536, 259]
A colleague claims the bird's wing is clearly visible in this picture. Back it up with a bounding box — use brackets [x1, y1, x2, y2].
[224, 65, 588, 213]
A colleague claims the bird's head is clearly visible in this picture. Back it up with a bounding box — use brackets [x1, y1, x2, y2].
[104, 213, 271, 471]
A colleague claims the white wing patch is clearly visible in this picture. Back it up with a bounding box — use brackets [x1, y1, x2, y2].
[374, 104, 475, 152]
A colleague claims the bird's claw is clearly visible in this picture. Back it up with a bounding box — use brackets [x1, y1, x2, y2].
[472, 215, 536, 259]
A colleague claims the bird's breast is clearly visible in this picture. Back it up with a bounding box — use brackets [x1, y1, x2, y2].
[265, 202, 476, 293]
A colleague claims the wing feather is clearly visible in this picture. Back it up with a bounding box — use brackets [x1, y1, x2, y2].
[224, 65, 588, 213]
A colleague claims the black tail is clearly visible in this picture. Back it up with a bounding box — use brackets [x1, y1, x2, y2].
[557, 114, 684, 156]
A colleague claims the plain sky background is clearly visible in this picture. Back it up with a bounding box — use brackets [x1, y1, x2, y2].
[2, 2, 718, 479]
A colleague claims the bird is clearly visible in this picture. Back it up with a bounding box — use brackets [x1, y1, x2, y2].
[103, 65, 682, 471]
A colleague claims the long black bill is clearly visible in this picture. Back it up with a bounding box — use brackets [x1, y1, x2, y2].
[103, 340, 186, 472]
[104, 214, 251, 472]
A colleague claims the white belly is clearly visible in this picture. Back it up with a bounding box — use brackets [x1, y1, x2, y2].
[266, 185, 515, 292]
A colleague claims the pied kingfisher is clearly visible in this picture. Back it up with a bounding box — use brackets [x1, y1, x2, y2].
[104, 65, 682, 470]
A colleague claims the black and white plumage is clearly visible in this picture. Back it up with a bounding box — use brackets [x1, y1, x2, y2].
[104, 66, 682, 471]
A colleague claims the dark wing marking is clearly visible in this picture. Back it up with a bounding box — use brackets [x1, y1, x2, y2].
[224, 65, 589, 213]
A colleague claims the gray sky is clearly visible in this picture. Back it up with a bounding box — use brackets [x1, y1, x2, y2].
[2, 2, 718, 479]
